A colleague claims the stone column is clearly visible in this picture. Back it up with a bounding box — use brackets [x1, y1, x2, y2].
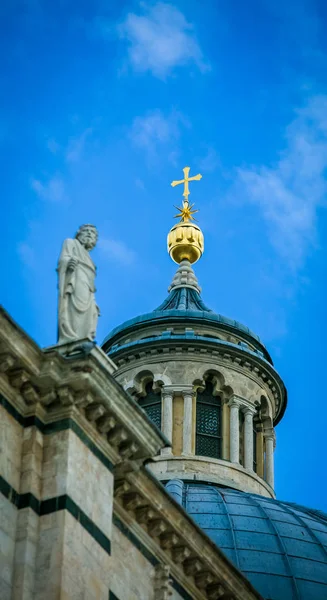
[229, 398, 240, 463]
[265, 431, 275, 489]
[161, 388, 173, 456]
[182, 388, 194, 455]
[244, 407, 255, 471]
[256, 423, 264, 479]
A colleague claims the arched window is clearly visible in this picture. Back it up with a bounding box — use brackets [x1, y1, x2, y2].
[138, 381, 161, 430]
[196, 381, 222, 459]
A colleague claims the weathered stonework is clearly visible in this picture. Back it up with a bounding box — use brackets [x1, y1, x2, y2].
[108, 348, 280, 496]
[0, 307, 262, 600]
[149, 455, 274, 498]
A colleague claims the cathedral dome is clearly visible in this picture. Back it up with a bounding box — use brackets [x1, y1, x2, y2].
[166, 481, 327, 600]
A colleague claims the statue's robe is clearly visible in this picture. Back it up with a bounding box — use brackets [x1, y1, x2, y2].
[57, 238, 98, 344]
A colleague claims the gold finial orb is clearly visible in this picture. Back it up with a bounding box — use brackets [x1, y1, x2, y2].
[168, 166, 204, 264]
[168, 221, 204, 264]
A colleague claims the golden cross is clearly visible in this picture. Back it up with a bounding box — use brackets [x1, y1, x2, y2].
[171, 166, 202, 203]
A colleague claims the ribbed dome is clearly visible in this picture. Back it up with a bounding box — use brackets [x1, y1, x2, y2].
[165, 481, 327, 600]
[102, 261, 270, 360]
[155, 286, 212, 312]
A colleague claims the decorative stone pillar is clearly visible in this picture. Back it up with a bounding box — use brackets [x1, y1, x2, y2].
[229, 397, 240, 464]
[161, 387, 173, 456]
[244, 407, 256, 471]
[264, 430, 275, 489]
[256, 423, 264, 479]
[182, 387, 194, 455]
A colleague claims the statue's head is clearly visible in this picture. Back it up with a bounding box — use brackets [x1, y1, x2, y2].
[75, 224, 98, 250]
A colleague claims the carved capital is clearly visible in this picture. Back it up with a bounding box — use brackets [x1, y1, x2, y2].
[161, 386, 174, 400]
[264, 428, 276, 448]
[243, 406, 256, 418]
[228, 395, 242, 409]
[263, 428, 275, 441]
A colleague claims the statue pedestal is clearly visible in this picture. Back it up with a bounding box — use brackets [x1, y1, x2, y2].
[45, 337, 96, 357]
[44, 339, 118, 373]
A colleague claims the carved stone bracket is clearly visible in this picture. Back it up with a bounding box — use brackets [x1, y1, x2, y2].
[0, 308, 167, 466]
[113, 470, 260, 600]
[153, 563, 173, 600]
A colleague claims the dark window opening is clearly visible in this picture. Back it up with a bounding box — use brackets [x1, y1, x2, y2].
[138, 381, 161, 430]
[196, 381, 222, 459]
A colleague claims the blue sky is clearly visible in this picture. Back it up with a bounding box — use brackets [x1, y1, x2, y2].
[2, 0, 327, 510]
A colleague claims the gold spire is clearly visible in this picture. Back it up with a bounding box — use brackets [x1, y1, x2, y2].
[168, 166, 204, 265]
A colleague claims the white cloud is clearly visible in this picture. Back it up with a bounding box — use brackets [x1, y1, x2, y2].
[17, 242, 36, 269]
[66, 127, 93, 163]
[118, 2, 209, 78]
[30, 175, 68, 203]
[130, 109, 186, 157]
[234, 95, 327, 269]
[46, 138, 60, 154]
[198, 147, 220, 173]
[98, 238, 136, 266]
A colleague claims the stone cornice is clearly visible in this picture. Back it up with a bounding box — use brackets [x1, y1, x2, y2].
[114, 466, 262, 600]
[150, 455, 274, 498]
[163, 384, 195, 397]
[229, 395, 257, 414]
[111, 339, 286, 425]
[0, 308, 168, 465]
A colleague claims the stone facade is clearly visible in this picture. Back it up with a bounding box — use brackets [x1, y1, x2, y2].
[107, 341, 282, 497]
[0, 307, 261, 600]
[100, 259, 286, 501]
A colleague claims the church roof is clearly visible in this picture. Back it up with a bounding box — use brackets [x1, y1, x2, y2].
[155, 285, 212, 312]
[102, 261, 271, 362]
[166, 481, 327, 600]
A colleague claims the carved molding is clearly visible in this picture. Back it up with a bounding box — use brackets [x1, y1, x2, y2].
[153, 563, 173, 600]
[113, 468, 261, 600]
[0, 308, 166, 467]
[113, 344, 283, 417]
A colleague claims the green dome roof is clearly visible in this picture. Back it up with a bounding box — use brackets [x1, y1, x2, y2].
[102, 283, 271, 362]
[166, 481, 327, 600]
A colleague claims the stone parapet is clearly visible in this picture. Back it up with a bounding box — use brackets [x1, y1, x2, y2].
[149, 455, 275, 498]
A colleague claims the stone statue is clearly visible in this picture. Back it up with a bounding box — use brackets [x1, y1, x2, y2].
[57, 224, 100, 344]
